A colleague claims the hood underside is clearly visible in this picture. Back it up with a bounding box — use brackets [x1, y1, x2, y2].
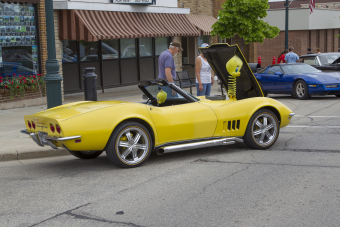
[200, 43, 263, 99]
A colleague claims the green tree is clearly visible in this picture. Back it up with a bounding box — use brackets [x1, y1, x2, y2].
[211, 0, 280, 46]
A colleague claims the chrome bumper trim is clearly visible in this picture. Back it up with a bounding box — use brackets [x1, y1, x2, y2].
[20, 129, 30, 135]
[289, 113, 295, 116]
[21, 129, 81, 149]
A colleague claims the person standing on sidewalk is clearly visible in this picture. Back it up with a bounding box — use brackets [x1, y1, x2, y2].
[158, 41, 182, 83]
[277, 49, 288, 63]
[284, 47, 299, 63]
[196, 43, 214, 96]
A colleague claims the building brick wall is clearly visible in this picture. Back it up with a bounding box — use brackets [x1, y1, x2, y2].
[0, 89, 45, 104]
[213, 0, 225, 18]
[179, 0, 214, 16]
[54, 10, 64, 101]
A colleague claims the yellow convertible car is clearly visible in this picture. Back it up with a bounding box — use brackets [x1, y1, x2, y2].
[21, 44, 294, 168]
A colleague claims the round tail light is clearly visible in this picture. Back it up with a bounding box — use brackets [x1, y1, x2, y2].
[27, 121, 31, 129]
[32, 121, 36, 129]
[56, 124, 61, 134]
[50, 124, 55, 133]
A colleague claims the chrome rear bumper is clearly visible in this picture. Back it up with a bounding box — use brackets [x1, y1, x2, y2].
[20, 129, 81, 149]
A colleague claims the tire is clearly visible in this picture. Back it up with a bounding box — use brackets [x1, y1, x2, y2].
[106, 121, 152, 168]
[294, 80, 310, 100]
[68, 150, 104, 159]
[257, 80, 268, 97]
[243, 109, 280, 150]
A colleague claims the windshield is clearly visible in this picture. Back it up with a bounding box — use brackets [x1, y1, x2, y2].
[318, 54, 340, 65]
[145, 84, 186, 100]
[282, 64, 320, 74]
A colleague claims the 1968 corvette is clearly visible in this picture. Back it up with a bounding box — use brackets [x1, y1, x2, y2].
[21, 44, 294, 168]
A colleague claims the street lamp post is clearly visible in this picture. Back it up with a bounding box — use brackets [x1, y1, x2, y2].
[284, 0, 289, 50]
[44, 0, 62, 109]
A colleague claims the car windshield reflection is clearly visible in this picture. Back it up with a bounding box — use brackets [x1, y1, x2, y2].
[282, 64, 320, 74]
[318, 54, 340, 65]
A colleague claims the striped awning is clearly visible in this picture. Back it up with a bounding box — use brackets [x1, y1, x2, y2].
[58, 10, 200, 41]
[186, 15, 217, 36]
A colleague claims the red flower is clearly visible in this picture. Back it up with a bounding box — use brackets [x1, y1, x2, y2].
[24, 80, 27, 84]
[11, 81, 13, 84]
[5, 85, 8, 88]
[19, 75, 22, 78]
[35, 83, 37, 85]
[16, 86, 19, 89]
[23, 77, 25, 80]
[19, 81, 22, 84]
[33, 76, 35, 79]
[31, 80, 34, 83]
[0, 80, 2, 83]
[13, 73, 16, 76]
[0, 76, 2, 79]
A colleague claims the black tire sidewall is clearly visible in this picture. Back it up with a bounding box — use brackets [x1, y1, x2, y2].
[106, 121, 152, 168]
[294, 80, 310, 100]
[243, 109, 280, 150]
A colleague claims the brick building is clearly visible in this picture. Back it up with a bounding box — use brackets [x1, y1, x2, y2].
[218, 0, 340, 67]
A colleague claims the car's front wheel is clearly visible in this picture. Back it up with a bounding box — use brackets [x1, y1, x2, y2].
[243, 109, 279, 149]
[68, 150, 104, 159]
[106, 121, 152, 168]
[294, 80, 310, 100]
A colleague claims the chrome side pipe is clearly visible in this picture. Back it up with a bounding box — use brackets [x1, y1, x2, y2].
[156, 137, 243, 155]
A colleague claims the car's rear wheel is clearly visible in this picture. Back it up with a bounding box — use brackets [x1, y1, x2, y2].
[68, 150, 104, 159]
[294, 80, 310, 100]
[243, 109, 279, 149]
[106, 121, 152, 168]
[257, 80, 268, 97]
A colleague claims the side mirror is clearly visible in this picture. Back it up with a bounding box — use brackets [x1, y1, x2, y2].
[275, 72, 283, 76]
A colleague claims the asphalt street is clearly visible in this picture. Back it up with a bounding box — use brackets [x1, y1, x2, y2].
[1, 95, 340, 227]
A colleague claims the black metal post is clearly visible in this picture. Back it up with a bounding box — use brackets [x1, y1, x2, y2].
[284, 0, 289, 49]
[82, 67, 98, 101]
[44, 0, 63, 108]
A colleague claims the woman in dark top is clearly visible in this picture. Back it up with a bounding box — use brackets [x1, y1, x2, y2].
[277, 49, 288, 63]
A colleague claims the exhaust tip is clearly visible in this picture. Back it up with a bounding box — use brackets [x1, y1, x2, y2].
[156, 148, 165, 155]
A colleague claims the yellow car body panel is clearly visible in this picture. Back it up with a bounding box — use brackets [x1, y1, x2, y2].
[147, 102, 217, 144]
[24, 101, 158, 151]
[23, 96, 293, 152]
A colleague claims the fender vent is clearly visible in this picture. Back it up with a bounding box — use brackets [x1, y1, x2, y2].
[227, 120, 240, 131]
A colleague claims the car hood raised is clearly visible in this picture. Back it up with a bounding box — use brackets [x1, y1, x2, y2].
[200, 43, 263, 99]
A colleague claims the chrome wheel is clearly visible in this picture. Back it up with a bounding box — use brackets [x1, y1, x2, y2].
[251, 113, 278, 147]
[296, 82, 305, 98]
[116, 127, 149, 165]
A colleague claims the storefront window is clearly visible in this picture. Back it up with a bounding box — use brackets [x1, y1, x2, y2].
[61, 40, 78, 62]
[121, 39, 136, 58]
[79, 41, 99, 61]
[198, 35, 210, 47]
[139, 38, 152, 57]
[102, 39, 119, 60]
[0, 2, 38, 76]
[155, 37, 168, 56]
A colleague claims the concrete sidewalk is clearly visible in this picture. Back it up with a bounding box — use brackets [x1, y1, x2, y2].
[0, 83, 222, 161]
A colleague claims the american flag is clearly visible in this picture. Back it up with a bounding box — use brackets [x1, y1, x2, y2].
[310, 0, 315, 14]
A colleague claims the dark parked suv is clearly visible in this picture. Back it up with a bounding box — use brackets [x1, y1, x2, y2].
[299, 52, 340, 73]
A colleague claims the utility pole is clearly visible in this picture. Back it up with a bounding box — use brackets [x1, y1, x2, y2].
[44, 0, 63, 109]
[284, 0, 289, 49]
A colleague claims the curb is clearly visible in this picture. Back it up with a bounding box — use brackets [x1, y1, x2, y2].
[0, 148, 71, 162]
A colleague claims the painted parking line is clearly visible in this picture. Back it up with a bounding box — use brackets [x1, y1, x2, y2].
[294, 115, 340, 118]
[286, 125, 340, 128]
